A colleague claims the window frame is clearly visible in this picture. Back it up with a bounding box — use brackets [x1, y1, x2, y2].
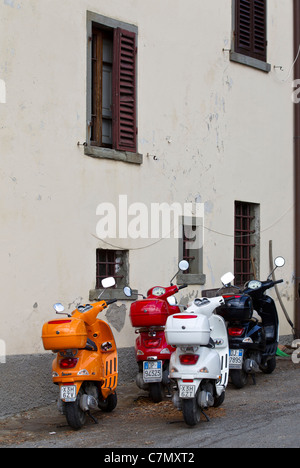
[234, 201, 260, 286]
[89, 248, 137, 301]
[230, 0, 271, 73]
[177, 217, 206, 286]
[85, 12, 142, 164]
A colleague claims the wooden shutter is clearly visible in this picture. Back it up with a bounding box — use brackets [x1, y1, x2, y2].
[113, 28, 137, 153]
[235, 0, 267, 62]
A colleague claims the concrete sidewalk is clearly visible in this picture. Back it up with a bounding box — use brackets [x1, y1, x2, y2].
[0, 358, 299, 448]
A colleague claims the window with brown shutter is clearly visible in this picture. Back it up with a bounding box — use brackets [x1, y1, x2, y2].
[235, 0, 267, 62]
[113, 28, 137, 153]
[86, 13, 139, 159]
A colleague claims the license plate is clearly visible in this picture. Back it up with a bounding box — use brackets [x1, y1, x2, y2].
[229, 349, 244, 369]
[143, 361, 163, 383]
[179, 384, 196, 399]
[60, 385, 77, 402]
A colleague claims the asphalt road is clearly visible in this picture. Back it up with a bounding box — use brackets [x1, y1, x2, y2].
[0, 358, 299, 449]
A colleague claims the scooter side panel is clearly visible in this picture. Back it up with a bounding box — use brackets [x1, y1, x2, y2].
[210, 315, 229, 391]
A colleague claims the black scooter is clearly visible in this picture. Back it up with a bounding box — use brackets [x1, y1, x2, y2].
[217, 257, 285, 389]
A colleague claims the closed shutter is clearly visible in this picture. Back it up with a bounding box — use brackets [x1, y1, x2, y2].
[235, 0, 267, 62]
[113, 28, 137, 153]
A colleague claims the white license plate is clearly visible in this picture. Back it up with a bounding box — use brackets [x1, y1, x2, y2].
[143, 361, 163, 383]
[229, 349, 244, 369]
[179, 384, 196, 399]
[60, 385, 77, 402]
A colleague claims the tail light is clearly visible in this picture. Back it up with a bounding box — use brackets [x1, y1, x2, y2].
[179, 354, 199, 365]
[223, 295, 241, 299]
[173, 315, 197, 320]
[228, 327, 245, 337]
[59, 358, 78, 369]
[143, 338, 162, 348]
[48, 320, 72, 325]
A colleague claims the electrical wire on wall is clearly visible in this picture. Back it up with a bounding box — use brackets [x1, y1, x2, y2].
[92, 203, 294, 251]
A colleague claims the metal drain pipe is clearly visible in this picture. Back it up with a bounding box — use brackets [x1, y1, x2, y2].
[294, 0, 300, 338]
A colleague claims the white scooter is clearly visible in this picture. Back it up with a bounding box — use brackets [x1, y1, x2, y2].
[165, 295, 229, 426]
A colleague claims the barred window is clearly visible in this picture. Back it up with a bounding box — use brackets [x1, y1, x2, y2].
[234, 201, 260, 286]
[96, 249, 128, 289]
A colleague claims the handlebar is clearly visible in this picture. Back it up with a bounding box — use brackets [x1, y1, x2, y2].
[178, 284, 188, 290]
[105, 299, 118, 306]
[273, 279, 284, 285]
[243, 278, 283, 296]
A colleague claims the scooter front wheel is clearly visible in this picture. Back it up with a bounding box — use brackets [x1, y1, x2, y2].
[260, 356, 276, 374]
[65, 392, 86, 430]
[230, 369, 248, 389]
[182, 398, 201, 427]
[98, 392, 118, 412]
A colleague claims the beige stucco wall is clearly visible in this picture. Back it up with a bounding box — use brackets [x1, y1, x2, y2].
[0, 0, 295, 358]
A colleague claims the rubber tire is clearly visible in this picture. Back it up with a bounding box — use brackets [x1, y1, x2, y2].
[214, 391, 225, 408]
[149, 383, 163, 403]
[98, 392, 118, 412]
[65, 394, 86, 430]
[230, 369, 248, 389]
[261, 356, 277, 374]
[182, 398, 201, 427]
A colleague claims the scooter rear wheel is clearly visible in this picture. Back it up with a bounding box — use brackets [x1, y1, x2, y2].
[65, 392, 86, 430]
[149, 383, 163, 403]
[182, 398, 201, 427]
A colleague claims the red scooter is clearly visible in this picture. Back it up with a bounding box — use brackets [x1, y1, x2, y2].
[124, 261, 189, 403]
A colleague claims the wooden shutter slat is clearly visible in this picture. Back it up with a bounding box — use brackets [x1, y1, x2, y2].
[113, 28, 137, 153]
[235, 0, 267, 62]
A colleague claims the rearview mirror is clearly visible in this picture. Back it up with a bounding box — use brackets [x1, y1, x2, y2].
[179, 260, 189, 272]
[167, 296, 177, 306]
[123, 286, 132, 297]
[275, 256, 285, 268]
[101, 277, 116, 289]
[221, 272, 235, 287]
[53, 303, 65, 314]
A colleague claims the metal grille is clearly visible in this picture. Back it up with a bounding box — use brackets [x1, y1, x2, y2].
[234, 202, 256, 286]
[96, 249, 124, 289]
[182, 225, 196, 274]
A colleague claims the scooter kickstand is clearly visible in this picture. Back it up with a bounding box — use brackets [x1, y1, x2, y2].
[251, 374, 257, 385]
[87, 411, 99, 425]
[201, 408, 210, 422]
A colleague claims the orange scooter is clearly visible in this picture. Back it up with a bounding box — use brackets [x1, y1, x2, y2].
[42, 277, 118, 430]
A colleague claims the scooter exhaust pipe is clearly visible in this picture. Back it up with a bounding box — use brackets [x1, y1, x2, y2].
[80, 394, 99, 412]
[198, 391, 214, 409]
[243, 358, 259, 374]
[136, 372, 149, 391]
[172, 392, 182, 410]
